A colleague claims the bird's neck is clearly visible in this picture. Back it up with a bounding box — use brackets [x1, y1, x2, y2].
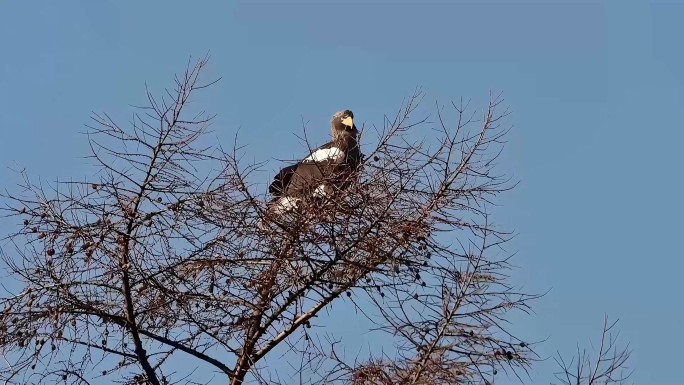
[332, 132, 357, 148]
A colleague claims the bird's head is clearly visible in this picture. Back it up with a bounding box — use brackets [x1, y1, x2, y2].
[331, 110, 357, 140]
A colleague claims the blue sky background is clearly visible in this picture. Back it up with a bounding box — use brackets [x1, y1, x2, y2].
[1, 1, 682, 384]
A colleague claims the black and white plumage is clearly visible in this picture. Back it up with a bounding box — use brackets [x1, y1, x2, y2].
[268, 110, 362, 215]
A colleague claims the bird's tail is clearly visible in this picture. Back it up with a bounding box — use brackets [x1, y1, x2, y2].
[259, 196, 301, 231]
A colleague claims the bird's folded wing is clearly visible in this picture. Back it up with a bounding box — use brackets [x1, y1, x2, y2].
[269, 161, 331, 197]
[269, 164, 299, 196]
[281, 163, 327, 195]
[270, 142, 349, 197]
[303, 142, 344, 163]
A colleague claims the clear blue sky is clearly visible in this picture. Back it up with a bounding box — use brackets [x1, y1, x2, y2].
[1, 1, 681, 384]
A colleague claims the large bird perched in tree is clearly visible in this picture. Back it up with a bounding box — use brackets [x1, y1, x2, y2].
[268, 110, 362, 216]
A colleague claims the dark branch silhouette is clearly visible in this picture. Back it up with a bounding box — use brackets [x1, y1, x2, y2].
[553, 317, 632, 385]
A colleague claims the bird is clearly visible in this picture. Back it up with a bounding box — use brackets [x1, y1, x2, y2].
[267, 110, 362, 216]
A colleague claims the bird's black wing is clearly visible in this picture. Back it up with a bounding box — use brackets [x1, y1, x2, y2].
[269, 163, 299, 197]
[269, 141, 343, 197]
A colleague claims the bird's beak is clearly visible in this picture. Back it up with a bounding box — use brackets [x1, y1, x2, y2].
[341, 116, 354, 129]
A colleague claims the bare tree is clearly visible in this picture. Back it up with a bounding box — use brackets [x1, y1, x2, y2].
[0, 57, 628, 385]
[552, 317, 632, 385]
